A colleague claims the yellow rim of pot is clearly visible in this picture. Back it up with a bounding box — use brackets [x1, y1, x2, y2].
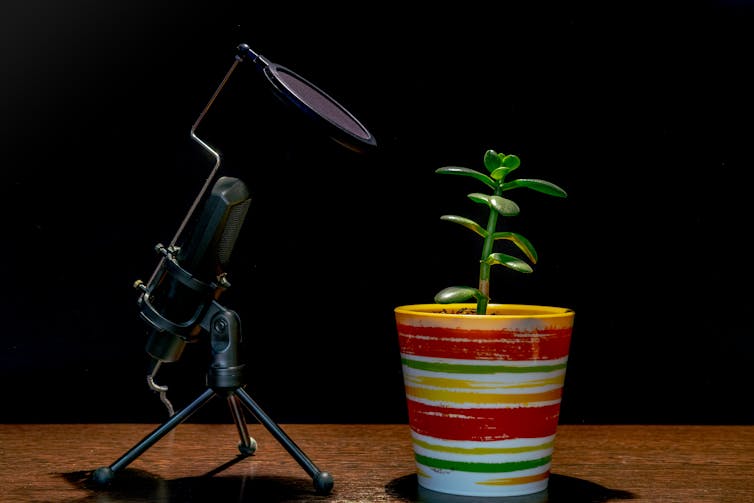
[394, 303, 574, 319]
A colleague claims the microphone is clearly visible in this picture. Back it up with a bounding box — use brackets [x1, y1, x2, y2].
[138, 176, 251, 365]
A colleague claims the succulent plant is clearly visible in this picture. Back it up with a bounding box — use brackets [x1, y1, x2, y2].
[433, 148, 568, 314]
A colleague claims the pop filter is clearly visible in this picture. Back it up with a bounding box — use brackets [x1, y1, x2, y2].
[236, 43, 376, 153]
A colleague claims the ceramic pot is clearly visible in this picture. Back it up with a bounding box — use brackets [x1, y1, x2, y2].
[394, 303, 575, 497]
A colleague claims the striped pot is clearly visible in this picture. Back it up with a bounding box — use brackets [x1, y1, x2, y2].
[394, 303, 575, 497]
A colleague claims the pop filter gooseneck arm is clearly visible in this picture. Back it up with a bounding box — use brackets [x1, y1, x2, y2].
[143, 57, 242, 291]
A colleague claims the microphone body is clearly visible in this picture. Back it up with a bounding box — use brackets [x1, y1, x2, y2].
[139, 176, 251, 363]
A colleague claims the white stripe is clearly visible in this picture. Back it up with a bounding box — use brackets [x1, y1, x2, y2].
[415, 462, 551, 497]
[403, 373, 566, 393]
[409, 384, 564, 395]
[417, 461, 551, 479]
[401, 353, 569, 367]
[402, 366, 566, 387]
[412, 430, 556, 448]
[405, 394, 562, 409]
[401, 333, 553, 344]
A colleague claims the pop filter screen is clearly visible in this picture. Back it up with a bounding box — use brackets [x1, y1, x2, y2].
[266, 64, 375, 145]
[235, 43, 376, 152]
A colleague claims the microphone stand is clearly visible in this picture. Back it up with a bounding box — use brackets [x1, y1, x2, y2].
[90, 247, 334, 494]
[89, 46, 335, 495]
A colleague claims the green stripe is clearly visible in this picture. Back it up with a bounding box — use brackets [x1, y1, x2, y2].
[402, 358, 566, 374]
[415, 453, 551, 473]
[413, 438, 554, 455]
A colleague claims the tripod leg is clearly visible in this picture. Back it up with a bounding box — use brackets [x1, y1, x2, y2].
[233, 387, 333, 495]
[227, 394, 257, 455]
[90, 388, 217, 487]
[206, 306, 332, 494]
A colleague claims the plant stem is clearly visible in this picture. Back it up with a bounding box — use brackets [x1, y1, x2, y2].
[477, 184, 504, 314]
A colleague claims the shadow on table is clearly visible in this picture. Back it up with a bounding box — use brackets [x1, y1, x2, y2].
[61, 458, 330, 503]
[385, 473, 637, 503]
[60, 465, 636, 502]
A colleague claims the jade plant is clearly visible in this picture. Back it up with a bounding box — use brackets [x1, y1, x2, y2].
[433, 148, 568, 315]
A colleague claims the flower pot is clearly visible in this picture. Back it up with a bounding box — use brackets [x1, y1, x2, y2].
[394, 303, 575, 498]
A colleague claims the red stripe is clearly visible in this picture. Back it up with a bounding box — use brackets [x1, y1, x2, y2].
[407, 400, 562, 441]
[396, 324, 571, 361]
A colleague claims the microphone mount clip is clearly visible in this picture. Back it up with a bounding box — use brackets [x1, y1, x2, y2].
[136, 242, 221, 342]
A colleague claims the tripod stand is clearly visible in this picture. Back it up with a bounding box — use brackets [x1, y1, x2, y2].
[90, 301, 334, 495]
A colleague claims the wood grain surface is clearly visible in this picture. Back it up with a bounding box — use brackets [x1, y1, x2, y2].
[0, 423, 751, 502]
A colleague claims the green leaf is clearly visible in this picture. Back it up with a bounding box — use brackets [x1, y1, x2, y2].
[501, 154, 521, 170]
[489, 166, 507, 181]
[467, 193, 520, 216]
[489, 155, 521, 180]
[491, 231, 538, 263]
[483, 149, 502, 173]
[485, 253, 534, 273]
[490, 195, 519, 216]
[435, 286, 487, 303]
[467, 193, 492, 206]
[503, 178, 568, 198]
[436, 167, 496, 190]
[440, 215, 488, 237]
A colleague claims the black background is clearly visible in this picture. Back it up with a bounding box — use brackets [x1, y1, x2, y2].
[2, 1, 753, 425]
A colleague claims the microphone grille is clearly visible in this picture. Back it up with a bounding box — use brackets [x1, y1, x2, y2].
[217, 198, 251, 266]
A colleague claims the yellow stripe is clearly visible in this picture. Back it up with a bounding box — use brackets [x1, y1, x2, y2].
[413, 438, 553, 455]
[405, 374, 564, 390]
[477, 471, 550, 486]
[405, 385, 562, 404]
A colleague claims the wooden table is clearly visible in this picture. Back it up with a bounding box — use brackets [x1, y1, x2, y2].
[0, 424, 751, 502]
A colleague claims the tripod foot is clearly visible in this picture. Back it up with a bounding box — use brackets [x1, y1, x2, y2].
[314, 471, 334, 495]
[238, 436, 257, 456]
[90, 467, 114, 487]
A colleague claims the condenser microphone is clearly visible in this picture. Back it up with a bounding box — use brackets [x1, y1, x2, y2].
[138, 176, 251, 364]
